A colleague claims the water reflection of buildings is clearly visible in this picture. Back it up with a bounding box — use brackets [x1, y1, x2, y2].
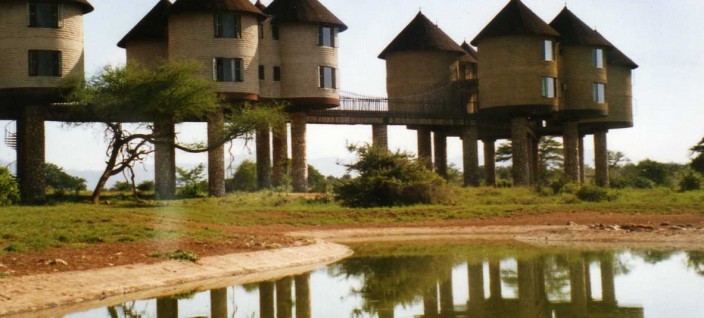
[414, 254, 643, 318]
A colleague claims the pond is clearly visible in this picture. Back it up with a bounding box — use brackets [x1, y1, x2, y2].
[66, 241, 704, 318]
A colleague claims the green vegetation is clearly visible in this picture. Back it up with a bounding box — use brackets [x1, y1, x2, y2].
[0, 167, 19, 206]
[227, 160, 258, 192]
[151, 250, 200, 262]
[44, 163, 87, 195]
[176, 164, 207, 198]
[691, 137, 704, 174]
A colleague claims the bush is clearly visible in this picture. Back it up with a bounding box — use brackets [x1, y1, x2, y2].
[334, 145, 451, 207]
[631, 176, 656, 189]
[111, 181, 133, 192]
[576, 185, 618, 202]
[0, 167, 20, 206]
[44, 163, 86, 195]
[136, 180, 155, 192]
[177, 164, 207, 198]
[680, 173, 702, 191]
[227, 160, 257, 192]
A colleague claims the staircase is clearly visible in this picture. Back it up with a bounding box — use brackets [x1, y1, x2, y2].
[4, 122, 17, 150]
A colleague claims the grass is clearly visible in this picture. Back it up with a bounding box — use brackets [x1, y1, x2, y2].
[151, 250, 200, 262]
[0, 187, 703, 254]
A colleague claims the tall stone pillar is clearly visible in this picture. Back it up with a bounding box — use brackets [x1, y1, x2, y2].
[569, 258, 588, 318]
[210, 288, 228, 318]
[484, 139, 497, 187]
[295, 274, 311, 318]
[594, 130, 609, 187]
[156, 297, 178, 318]
[433, 131, 448, 179]
[468, 263, 485, 303]
[579, 135, 586, 184]
[511, 117, 530, 186]
[154, 120, 176, 199]
[256, 127, 272, 189]
[439, 267, 454, 315]
[600, 254, 617, 307]
[16, 105, 45, 203]
[272, 122, 288, 188]
[207, 110, 226, 197]
[488, 260, 502, 300]
[462, 125, 480, 187]
[259, 281, 275, 318]
[531, 138, 540, 184]
[276, 277, 293, 318]
[423, 283, 439, 318]
[417, 128, 433, 170]
[584, 257, 593, 301]
[290, 112, 307, 193]
[372, 124, 388, 150]
[563, 121, 581, 184]
[517, 258, 548, 318]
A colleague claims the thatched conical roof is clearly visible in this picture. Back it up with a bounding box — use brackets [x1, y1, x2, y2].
[254, 0, 267, 11]
[9, 0, 95, 13]
[608, 46, 638, 69]
[460, 41, 478, 63]
[549, 8, 612, 47]
[264, 0, 347, 31]
[169, 0, 266, 19]
[471, 0, 559, 46]
[378, 12, 465, 60]
[117, 0, 171, 48]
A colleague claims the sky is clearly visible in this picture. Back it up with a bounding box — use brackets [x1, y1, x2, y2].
[1, 0, 703, 184]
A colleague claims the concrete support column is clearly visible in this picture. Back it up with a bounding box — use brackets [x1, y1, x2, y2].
[207, 110, 226, 197]
[372, 124, 388, 150]
[468, 263, 485, 303]
[601, 254, 617, 307]
[259, 281, 275, 318]
[256, 127, 272, 189]
[462, 125, 480, 187]
[417, 128, 433, 170]
[579, 135, 586, 184]
[488, 260, 502, 300]
[439, 267, 454, 315]
[271, 122, 288, 188]
[154, 120, 176, 199]
[295, 274, 311, 318]
[563, 121, 581, 184]
[570, 258, 589, 317]
[433, 131, 448, 179]
[210, 288, 228, 318]
[527, 137, 536, 184]
[531, 138, 540, 184]
[423, 283, 439, 318]
[484, 139, 497, 187]
[16, 105, 45, 203]
[290, 112, 307, 193]
[511, 117, 530, 186]
[156, 297, 178, 318]
[594, 130, 609, 187]
[276, 277, 293, 318]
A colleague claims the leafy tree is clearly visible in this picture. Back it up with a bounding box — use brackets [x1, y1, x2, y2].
[136, 180, 155, 192]
[608, 151, 630, 170]
[334, 145, 451, 207]
[307, 164, 329, 193]
[111, 181, 133, 192]
[691, 137, 704, 174]
[635, 159, 671, 186]
[227, 160, 258, 192]
[67, 61, 287, 203]
[176, 164, 206, 198]
[0, 167, 19, 206]
[44, 163, 87, 195]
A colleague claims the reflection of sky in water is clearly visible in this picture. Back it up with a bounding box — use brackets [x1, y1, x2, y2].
[66, 250, 704, 318]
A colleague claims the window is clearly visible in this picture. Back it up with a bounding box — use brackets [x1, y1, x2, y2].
[28, 50, 61, 77]
[319, 26, 337, 47]
[28, 1, 62, 28]
[214, 14, 241, 38]
[258, 21, 264, 39]
[541, 77, 556, 98]
[593, 48, 604, 68]
[272, 25, 280, 40]
[213, 58, 243, 82]
[273, 66, 281, 81]
[593, 83, 606, 103]
[319, 66, 336, 89]
[258, 65, 265, 80]
[541, 40, 554, 61]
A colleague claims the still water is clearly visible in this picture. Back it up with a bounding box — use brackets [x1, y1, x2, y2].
[67, 242, 704, 318]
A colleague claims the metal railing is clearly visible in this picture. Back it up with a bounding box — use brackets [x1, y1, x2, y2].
[4, 122, 17, 150]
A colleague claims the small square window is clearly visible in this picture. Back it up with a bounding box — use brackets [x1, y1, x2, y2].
[319, 26, 336, 47]
[28, 1, 62, 28]
[273, 66, 281, 81]
[213, 58, 244, 82]
[214, 14, 241, 38]
[319, 66, 336, 89]
[541, 77, 556, 98]
[541, 40, 554, 61]
[258, 21, 264, 39]
[593, 83, 606, 103]
[593, 48, 604, 68]
[258, 65, 265, 80]
[272, 25, 280, 40]
[28, 50, 61, 77]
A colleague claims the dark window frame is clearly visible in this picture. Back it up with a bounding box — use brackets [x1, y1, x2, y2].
[541, 40, 554, 61]
[28, 1, 62, 28]
[258, 65, 265, 80]
[319, 26, 337, 47]
[319, 66, 336, 89]
[214, 14, 242, 38]
[213, 58, 244, 82]
[272, 25, 280, 40]
[273, 66, 281, 81]
[28, 50, 62, 77]
[593, 82, 606, 103]
[541, 76, 556, 98]
[593, 48, 605, 68]
[258, 21, 264, 39]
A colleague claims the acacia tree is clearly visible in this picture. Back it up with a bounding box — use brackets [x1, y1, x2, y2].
[68, 61, 287, 204]
[691, 137, 704, 173]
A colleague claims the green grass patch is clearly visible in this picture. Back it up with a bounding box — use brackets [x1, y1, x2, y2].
[151, 250, 200, 262]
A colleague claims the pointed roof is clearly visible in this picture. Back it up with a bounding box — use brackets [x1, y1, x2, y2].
[608, 47, 638, 69]
[378, 12, 465, 60]
[460, 41, 478, 63]
[117, 0, 171, 48]
[169, 0, 266, 19]
[470, 0, 559, 46]
[254, 0, 267, 11]
[264, 0, 347, 32]
[549, 8, 613, 47]
[70, 0, 94, 13]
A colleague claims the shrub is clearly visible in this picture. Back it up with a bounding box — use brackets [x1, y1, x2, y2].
[136, 180, 155, 192]
[631, 176, 656, 189]
[576, 185, 618, 202]
[44, 163, 87, 195]
[496, 179, 512, 188]
[334, 145, 451, 207]
[0, 167, 19, 206]
[680, 173, 702, 191]
[177, 164, 207, 198]
[111, 181, 133, 192]
[227, 160, 257, 192]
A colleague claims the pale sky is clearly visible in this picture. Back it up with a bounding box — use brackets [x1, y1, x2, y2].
[1, 0, 703, 183]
